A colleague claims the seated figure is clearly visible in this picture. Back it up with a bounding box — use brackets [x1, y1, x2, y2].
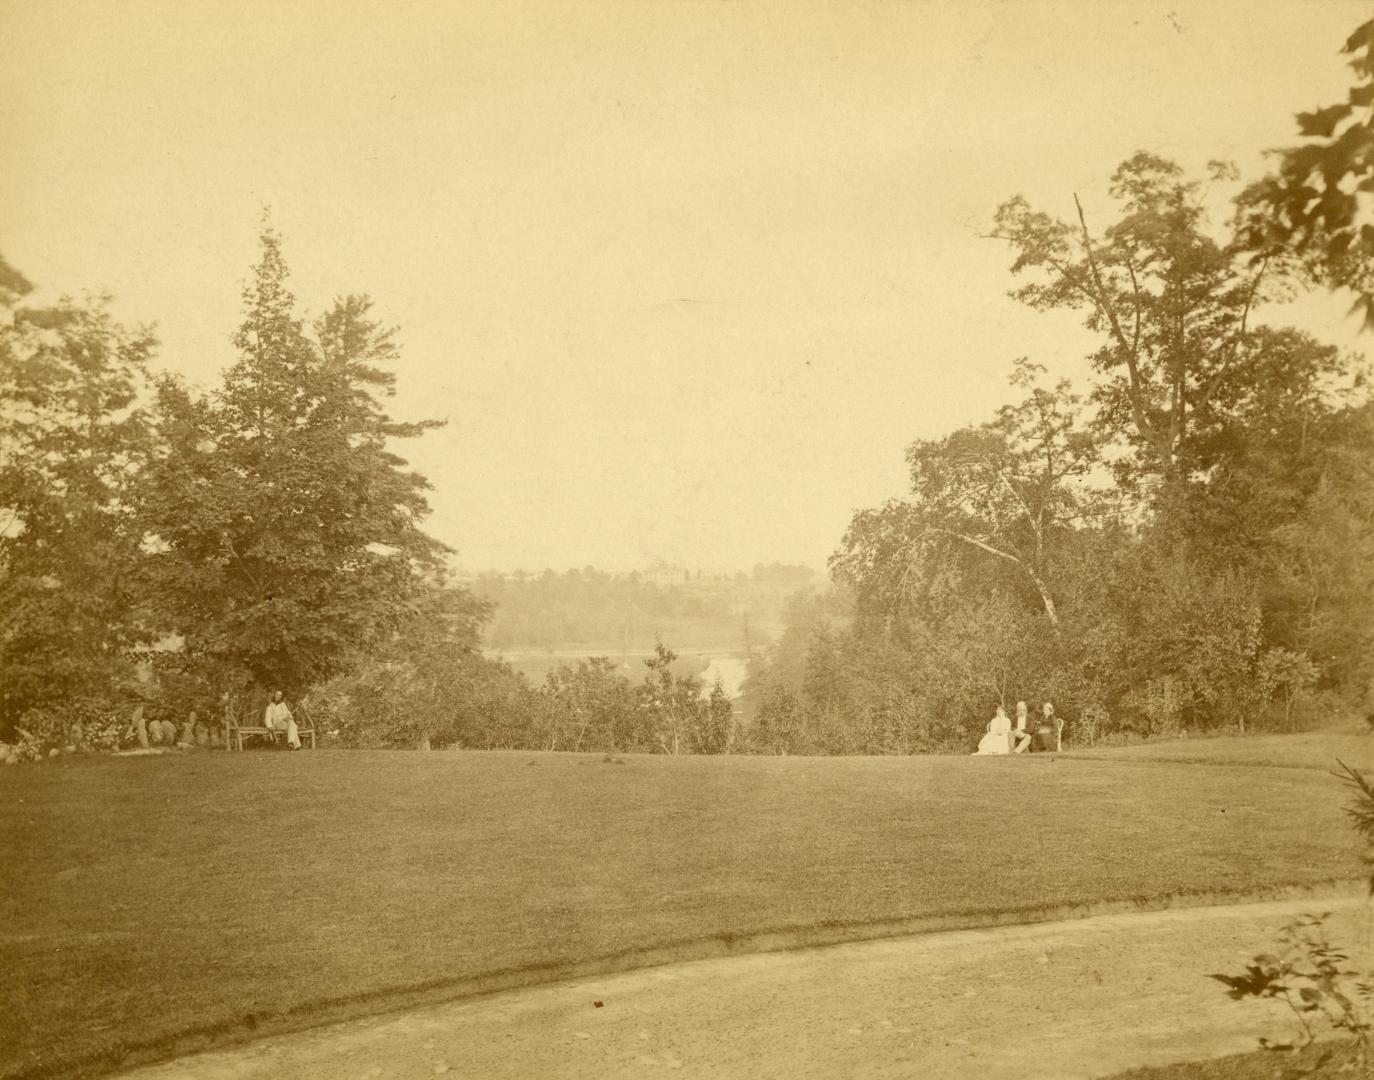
[1033, 702, 1063, 752]
[263, 691, 301, 750]
[1012, 700, 1032, 754]
[973, 706, 1012, 755]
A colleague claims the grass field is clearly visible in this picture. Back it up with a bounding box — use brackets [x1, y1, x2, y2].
[1065, 732, 1374, 770]
[3, 738, 1369, 1079]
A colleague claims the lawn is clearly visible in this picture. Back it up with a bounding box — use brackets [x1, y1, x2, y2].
[1064, 732, 1374, 771]
[2, 739, 1366, 1079]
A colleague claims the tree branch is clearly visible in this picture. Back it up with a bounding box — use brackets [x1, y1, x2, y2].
[1198, 256, 1270, 408]
[927, 527, 1022, 566]
[1074, 194, 1161, 457]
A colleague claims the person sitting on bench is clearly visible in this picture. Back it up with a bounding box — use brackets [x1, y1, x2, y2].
[1034, 701, 1063, 752]
[263, 691, 301, 750]
[1012, 700, 1032, 754]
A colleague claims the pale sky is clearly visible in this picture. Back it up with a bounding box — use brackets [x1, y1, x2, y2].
[2, 1, 1368, 573]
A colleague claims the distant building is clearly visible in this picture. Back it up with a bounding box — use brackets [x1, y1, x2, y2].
[642, 561, 687, 588]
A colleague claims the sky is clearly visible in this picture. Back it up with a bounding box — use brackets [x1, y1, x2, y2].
[2, 1, 1369, 574]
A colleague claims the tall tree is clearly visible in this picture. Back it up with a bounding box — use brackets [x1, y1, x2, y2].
[0, 265, 158, 734]
[990, 154, 1273, 485]
[140, 227, 448, 693]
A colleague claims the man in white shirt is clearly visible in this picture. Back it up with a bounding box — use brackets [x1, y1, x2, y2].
[264, 691, 301, 749]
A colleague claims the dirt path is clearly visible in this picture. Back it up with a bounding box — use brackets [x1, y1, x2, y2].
[118, 895, 1372, 1080]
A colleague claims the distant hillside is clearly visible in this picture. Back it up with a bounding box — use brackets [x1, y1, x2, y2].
[461, 563, 820, 658]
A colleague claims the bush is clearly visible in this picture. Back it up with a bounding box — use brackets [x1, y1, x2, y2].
[13, 699, 135, 757]
[1074, 703, 1110, 747]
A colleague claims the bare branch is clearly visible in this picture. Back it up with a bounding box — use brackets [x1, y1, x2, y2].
[926, 527, 1022, 565]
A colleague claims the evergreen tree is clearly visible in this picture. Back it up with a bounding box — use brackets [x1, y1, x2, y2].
[695, 678, 734, 754]
[140, 226, 448, 694]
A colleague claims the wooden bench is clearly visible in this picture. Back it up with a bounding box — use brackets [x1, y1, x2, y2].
[224, 699, 316, 750]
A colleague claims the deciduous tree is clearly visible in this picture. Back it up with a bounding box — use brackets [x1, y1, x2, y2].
[0, 263, 158, 734]
[990, 154, 1273, 484]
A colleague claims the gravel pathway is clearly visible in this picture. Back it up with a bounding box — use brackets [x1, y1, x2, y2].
[117, 895, 1372, 1080]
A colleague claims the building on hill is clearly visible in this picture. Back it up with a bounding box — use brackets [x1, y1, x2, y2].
[642, 561, 689, 588]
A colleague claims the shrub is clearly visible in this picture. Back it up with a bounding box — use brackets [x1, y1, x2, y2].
[1213, 762, 1374, 1069]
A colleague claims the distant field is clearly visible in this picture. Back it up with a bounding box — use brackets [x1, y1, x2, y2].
[2, 738, 1366, 1079]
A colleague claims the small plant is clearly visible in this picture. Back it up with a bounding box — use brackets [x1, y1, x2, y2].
[1213, 913, 1373, 1068]
[1076, 703, 1109, 747]
[1211, 761, 1374, 1075]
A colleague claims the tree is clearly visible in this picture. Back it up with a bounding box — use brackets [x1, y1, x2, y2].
[307, 582, 536, 750]
[639, 642, 705, 755]
[990, 154, 1273, 485]
[831, 361, 1100, 629]
[1268, 401, 1374, 705]
[752, 682, 803, 755]
[1236, 18, 1374, 328]
[139, 226, 448, 694]
[0, 263, 159, 734]
[695, 679, 735, 754]
[540, 656, 644, 752]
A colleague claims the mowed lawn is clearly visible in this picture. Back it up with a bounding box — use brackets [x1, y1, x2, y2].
[2, 740, 1367, 1079]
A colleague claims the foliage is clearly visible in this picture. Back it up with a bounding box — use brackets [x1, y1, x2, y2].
[139, 226, 448, 694]
[1236, 18, 1374, 328]
[17, 698, 137, 754]
[1213, 914, 1373, 1067]
[831, 360, 1101, 628]
[305, 583, 530, 749]
[639, 642, 706, 755]
[1336, 760, 1374, 893]
[697, 679, 735, 753]
[0, 264, 158, 737]
[751, 682, 804, 754]
[539, 655, 646, 752]
[811, 150, 1373, 752]
[990, 154, 1277, 485]
[1214, 762, 1374, 1073]
[1074, 703, 1110, 747]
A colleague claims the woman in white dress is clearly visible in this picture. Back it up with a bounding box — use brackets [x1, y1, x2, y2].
[973, 705, 1012, 755]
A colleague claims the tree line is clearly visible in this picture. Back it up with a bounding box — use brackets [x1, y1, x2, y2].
[0, 227, 749, 757]
[739, 19, 1374, 753]
[4, 19, 1372, 757]
[467, 565, 812, 653]
[745, 150, 1374, 750]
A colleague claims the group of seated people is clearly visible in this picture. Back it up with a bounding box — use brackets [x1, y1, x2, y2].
[973, 700, 1061, 755]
